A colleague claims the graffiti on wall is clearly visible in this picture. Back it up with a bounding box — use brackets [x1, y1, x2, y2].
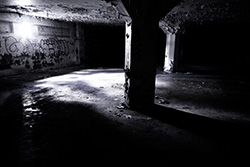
[4, 36, 34, 57]
[40, 38, 70, 56]
[4, 36, 71, 57]
[0, 36, 75, 70]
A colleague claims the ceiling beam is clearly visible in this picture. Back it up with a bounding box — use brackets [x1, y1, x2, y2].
[121, 0, 182, 21]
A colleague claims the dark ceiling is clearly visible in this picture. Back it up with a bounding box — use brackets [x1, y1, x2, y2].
[161, 0, 250, 33]
[0, 0, 249, 31]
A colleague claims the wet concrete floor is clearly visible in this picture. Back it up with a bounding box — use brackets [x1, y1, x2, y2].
[1, 66, 250, 166]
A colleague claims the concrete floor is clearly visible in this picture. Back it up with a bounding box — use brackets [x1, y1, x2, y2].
[1, 66, 250, 166]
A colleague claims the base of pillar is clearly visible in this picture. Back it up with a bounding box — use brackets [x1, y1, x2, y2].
[124, 99, 155, 112]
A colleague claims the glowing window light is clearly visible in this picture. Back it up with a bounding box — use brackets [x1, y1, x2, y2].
[14, 22, 35, 39]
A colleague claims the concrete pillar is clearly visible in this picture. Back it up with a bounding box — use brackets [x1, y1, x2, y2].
[124, 21, 132, 70]
[163, 32, 182, 73]
[164, 33, 176, 72]
[124, 19, 158, 111]
[76, 23, 86, 66]
[119, 0, 182, 111]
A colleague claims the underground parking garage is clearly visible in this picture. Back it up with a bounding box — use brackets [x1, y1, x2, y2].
[0, 0, 250, 166]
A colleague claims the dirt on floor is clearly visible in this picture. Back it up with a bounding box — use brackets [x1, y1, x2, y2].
[1, 66, 250, 166]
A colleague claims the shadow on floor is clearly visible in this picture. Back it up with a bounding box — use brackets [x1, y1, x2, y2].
[1, 95, 249, 166]
[137, 104, 250, 163]
[0, 93, 23, 167]
[149, 104, 250, 139]
[1, 67, 250, 166]
[1, 92, 185, 167]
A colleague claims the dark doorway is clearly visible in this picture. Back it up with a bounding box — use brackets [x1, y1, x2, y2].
[83, 23, 125, 68]
[177, 22, 250, 74]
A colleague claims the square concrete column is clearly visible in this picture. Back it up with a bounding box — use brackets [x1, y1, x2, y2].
[164, 32, 176, 72]
[124, 19, 158, 111]
[163, 32, 182, 73]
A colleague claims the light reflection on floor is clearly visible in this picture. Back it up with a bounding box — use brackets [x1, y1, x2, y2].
[19, 68, 127, 164]
[31, 69, 125, 104]
[1, 67, 250, 166]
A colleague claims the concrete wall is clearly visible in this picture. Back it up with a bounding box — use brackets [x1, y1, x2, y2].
[0, 13, 80, 76]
